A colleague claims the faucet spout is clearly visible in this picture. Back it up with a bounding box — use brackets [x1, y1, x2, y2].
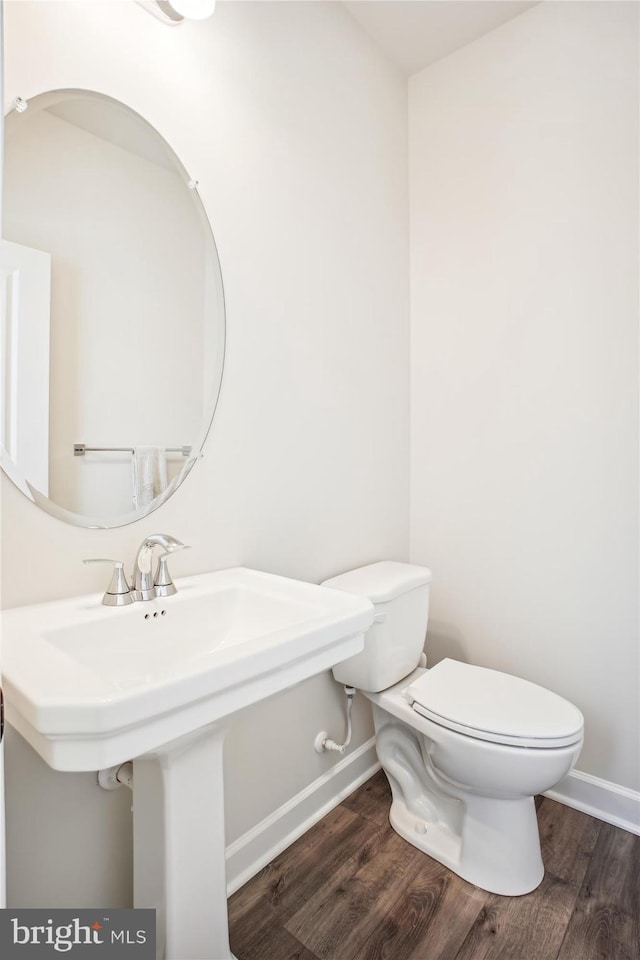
[132, 534, 188, 601]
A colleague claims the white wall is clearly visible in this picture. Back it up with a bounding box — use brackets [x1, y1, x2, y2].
[1, 0, 409, 906]
[410, 1, 639, 792]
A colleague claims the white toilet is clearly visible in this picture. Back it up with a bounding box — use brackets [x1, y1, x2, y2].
[323, 561, 584, 896]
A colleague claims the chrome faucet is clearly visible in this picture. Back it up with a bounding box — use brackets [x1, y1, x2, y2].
[83, 559, 134, 607]
[132, 534, 189, 601]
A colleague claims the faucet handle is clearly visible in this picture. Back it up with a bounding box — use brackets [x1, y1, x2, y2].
[153, 544, 189, 598]
[83, 559, 134, 607]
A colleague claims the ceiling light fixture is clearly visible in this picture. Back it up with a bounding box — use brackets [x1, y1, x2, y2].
[135, 0, 216, 26]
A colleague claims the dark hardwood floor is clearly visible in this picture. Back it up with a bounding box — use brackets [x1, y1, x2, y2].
[228, 771, 640, 960]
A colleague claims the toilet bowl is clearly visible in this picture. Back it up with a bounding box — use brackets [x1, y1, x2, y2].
[323, 562, 584, 896]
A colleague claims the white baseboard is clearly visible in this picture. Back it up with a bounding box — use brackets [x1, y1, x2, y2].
[225, 751, 639, 897]
[225, 737, 380, 895]
[544, 768, 640, 836]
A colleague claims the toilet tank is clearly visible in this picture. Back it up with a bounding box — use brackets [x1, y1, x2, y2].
[322, 562, 432, 693]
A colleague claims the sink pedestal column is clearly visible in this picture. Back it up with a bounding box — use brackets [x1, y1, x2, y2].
[133, 723, 237, 960]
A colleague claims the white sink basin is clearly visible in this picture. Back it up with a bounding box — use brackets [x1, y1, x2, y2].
[1, 567, 373, 771]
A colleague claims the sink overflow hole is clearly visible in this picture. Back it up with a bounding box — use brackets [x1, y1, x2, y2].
[144, 610, 167, 620]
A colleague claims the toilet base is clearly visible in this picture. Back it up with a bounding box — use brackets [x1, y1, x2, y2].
[388, 789, 544, 896]
[370, 702, 547, 896]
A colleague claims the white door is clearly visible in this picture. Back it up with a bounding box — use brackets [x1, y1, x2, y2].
[1, 238, 51, 496]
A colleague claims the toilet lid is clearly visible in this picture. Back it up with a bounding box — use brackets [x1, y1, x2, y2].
[407, 659, 583, 748]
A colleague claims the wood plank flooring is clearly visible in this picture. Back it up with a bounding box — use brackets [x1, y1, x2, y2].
[228, 771, 639, 960]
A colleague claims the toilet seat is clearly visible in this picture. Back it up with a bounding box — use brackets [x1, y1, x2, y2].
[406, 659, 584, 749]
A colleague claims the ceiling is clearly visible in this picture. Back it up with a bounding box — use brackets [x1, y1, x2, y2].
[343, 1, 540, 76]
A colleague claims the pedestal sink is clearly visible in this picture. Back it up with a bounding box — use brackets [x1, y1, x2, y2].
[1, 567, 374, 959]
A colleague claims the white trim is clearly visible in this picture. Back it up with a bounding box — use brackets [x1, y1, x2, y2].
[225, 754, 640, 898]
[544, 768, 640, 836]
[225, 737, 380, 895]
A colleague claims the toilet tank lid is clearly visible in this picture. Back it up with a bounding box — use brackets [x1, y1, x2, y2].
[322, 561, 432, 602]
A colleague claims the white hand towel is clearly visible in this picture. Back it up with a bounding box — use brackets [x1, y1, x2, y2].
[132, 447, 168, 509]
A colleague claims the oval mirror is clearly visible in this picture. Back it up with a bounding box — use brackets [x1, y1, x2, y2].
[1, 89, 225, 528]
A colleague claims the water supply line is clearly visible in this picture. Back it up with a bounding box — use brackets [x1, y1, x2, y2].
[314, 685, 356, 754]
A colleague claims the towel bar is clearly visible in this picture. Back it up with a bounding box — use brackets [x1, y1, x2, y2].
[73, 444, 192, 457]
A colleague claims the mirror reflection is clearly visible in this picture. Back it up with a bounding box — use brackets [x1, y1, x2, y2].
[1, 89, 225, 527]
